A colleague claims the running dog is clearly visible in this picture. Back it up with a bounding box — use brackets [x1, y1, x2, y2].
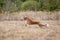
[24, 17, 49, 27]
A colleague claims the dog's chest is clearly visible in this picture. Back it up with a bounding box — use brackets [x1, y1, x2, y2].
[25, 20, 32, 24]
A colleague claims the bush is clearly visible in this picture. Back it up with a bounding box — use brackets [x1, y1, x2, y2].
[26, 0, 39, 2]
[21, 1, 40, 11]
[47, 0, 59, 11]
[11, 0, 23, 11]
[0, 0, 60, 12]
[38, 0, 60, 11]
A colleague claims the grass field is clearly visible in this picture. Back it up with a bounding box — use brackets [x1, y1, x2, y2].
[0, 11, 60, 40]
[0, 21, 60, 40]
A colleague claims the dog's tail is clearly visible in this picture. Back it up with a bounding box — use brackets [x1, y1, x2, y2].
[38, 23, 49, 27]
[45, 23, 49, 27]
[38, 23, 45, 27]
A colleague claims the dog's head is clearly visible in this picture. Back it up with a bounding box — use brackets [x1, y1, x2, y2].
[24, 16, 28, 20]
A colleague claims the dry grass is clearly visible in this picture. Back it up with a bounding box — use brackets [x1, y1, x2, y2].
[0, 11, 60, 21]
[0, 21, 60, 40]
[0, 11, 60, 40]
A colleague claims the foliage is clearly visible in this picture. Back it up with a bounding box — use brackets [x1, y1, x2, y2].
[21, 1, 40, 11]
[26, 0, 39, 2]
[0, 0, 5, 13]
[14, 0, 23, 11]
[0, 0, 60, 13]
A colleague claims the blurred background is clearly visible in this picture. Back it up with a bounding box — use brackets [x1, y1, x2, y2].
[0, 0, 60, 40]
[0, 0, 60, 20]
[0, 0, 60, 12]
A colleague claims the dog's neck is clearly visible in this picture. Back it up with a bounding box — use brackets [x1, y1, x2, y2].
[24, 17, 32, 22]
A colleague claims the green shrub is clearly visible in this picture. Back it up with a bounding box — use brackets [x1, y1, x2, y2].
[11, 0, 23, 11]
[21, 1, 40, 11]
[49, 0, 60, 11]
[26, 0, 39, 2]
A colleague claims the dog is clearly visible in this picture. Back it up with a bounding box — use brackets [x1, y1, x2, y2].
[24, 17, 49, 27]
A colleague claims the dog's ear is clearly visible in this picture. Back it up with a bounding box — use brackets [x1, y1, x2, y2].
[24, 16, 27, 18]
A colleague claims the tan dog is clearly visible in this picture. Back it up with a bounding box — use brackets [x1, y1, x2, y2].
[24, 17, 49, 27]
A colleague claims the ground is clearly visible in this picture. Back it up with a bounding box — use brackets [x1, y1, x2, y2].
[0, 21, 60, 40]
[0, 11, 60, 40]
